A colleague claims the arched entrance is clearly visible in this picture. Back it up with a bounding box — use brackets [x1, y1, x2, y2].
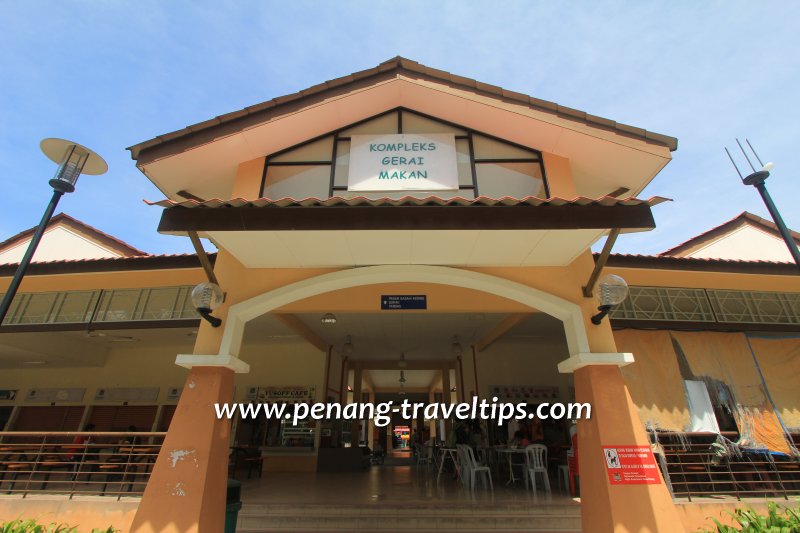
[218, 265, 591, 359]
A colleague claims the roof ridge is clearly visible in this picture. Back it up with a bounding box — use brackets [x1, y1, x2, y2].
[128, 57, 678, 160]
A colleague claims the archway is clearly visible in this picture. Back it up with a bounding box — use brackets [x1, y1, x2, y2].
[219, 265, 590, 360]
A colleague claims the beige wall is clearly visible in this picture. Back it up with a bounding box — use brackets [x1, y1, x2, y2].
[474, 340, 573, 400]
[0, 341, 191, 409]
[0, 225, 125, 264]
[684, 224, 797, 262]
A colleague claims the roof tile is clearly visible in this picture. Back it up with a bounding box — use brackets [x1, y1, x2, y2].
[146, 195, 671, 209]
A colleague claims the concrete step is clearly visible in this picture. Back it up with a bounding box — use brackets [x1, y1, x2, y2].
[236, 503, 581, 532]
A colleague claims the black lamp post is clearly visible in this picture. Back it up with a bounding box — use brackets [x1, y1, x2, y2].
[0, 139, 107, 325]
[726, 140, 800, 267]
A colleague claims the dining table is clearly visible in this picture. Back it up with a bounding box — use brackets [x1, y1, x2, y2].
[436, 447, 460, 483]
[495, 446, 528, 485]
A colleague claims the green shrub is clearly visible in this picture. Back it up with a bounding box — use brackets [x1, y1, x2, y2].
[0, 520, 116, 533]
[697, 502, 800, 532]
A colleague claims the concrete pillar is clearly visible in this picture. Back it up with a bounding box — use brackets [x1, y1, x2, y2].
[560, 354, 685, 533]
[130, 250, 250, 533]
[352, 365, 362, 446]
[129, 356, 248, 533]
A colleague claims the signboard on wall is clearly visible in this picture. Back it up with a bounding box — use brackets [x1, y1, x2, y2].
[348, 133, 458, 191]
[257, 386, 316, 404]
[0, 390, 17, 401]
[602, 445, 662, 485]
[381, 295, 427, 310]
[490, 385, 560, 402]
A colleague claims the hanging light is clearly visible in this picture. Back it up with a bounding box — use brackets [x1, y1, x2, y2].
[320, 313, 337, 325]
[451, 336, 463, 357]
[342, 335, 354, 355]
[590, 274, 629, 325]
[398, 352, 407, 368]
[191, 282, 224, 327]
[399, 370, 406, 384]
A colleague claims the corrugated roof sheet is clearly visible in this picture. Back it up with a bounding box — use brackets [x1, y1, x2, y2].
[146, 195, 671, 209]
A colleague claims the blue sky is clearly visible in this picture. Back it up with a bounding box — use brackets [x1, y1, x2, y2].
[1, 1, 798, 256]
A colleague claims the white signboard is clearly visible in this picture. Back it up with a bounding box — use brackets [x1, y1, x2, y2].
[348, 133, 459, 191]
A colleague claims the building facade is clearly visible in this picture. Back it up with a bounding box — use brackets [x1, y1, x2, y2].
[1, 58, 798, 533]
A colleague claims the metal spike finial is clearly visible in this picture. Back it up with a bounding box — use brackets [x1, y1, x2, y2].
[746, 139, 764, 167]
[725, 138, 800, 267]
[736, 138, 757, 173]
[724, 146, 744, 180]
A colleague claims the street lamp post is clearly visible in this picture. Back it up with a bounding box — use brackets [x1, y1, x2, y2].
[725, 139, 800, 268]
[0, 139, 107, 325]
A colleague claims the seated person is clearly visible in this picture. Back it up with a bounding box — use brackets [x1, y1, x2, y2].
[510, 430, 530, 448]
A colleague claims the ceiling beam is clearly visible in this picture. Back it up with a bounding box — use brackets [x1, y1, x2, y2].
[475, 313, 531, 352]
[273, 314, 329, 352]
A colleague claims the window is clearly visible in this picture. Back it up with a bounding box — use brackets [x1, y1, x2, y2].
[260, 108, 548, 201]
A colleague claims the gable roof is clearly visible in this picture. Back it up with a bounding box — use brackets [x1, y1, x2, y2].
[0, 212, 148, 259]
[660, 211, 800, 257]
[128, 56, 678, 164]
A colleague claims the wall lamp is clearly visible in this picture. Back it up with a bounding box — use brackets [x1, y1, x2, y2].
[590, 274, 629, 325]
[191, 282, 224, 327]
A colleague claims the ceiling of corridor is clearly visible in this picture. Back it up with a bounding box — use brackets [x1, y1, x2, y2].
[244, 311, 567, 361]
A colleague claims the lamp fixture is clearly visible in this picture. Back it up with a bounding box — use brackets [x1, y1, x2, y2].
[320, 313, 337, 325]
[0, 139, 106, 325]
[399, 370, 406, 384]
[590, 274, 629, 325]
[191, 282, 224, 327]
[451, 336, 463, 357]
[342, 335, 354, 355]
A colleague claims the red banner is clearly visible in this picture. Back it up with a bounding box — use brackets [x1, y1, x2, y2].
[602, 445, 661, 485]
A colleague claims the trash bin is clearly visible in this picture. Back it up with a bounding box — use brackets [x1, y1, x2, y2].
[225, 478, 242, 533]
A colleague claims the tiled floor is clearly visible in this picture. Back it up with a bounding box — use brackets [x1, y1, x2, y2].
[239, 453, 579, 508]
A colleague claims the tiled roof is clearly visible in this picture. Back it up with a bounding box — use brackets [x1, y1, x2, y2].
[659, 211, 800, 257]
[146, 195, 671, 209]
[0, 212, 147, 257]
[128, 56, 678, 161]
[0, 252, 214, 276]
[602, 252, 797, 274]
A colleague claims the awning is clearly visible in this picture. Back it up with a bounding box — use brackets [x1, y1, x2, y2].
[146, 195, 669, 268]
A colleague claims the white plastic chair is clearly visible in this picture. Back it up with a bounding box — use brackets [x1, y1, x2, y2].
[458, 444, 493, 491]
[524, 444, 551, 495]
[417, 441, 434, 468]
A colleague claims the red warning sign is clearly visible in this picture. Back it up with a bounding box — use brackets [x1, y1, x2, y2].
[602, 445, 661, 485]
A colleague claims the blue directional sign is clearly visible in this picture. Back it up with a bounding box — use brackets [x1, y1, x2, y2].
[380, 295, 427, 310]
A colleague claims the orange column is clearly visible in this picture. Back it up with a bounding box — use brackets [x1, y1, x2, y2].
[574, 364, 685, 532]
[130, 250, 250, 533]
[130, 365, 236, 533]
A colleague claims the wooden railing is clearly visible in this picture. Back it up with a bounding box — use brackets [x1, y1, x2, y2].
[0, 431, 165, 499]
[652, 432, 800, 501]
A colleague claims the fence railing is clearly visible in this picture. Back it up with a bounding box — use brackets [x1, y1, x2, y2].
[0, 431, 165, 499]
[652, 432, 800, 501]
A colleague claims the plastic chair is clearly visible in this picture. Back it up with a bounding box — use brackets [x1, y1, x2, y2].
[525, 444, 551, 495]
[417, 441, 434, 468]
[567, 425, 579, 496]
[458, 444, 493, 491]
